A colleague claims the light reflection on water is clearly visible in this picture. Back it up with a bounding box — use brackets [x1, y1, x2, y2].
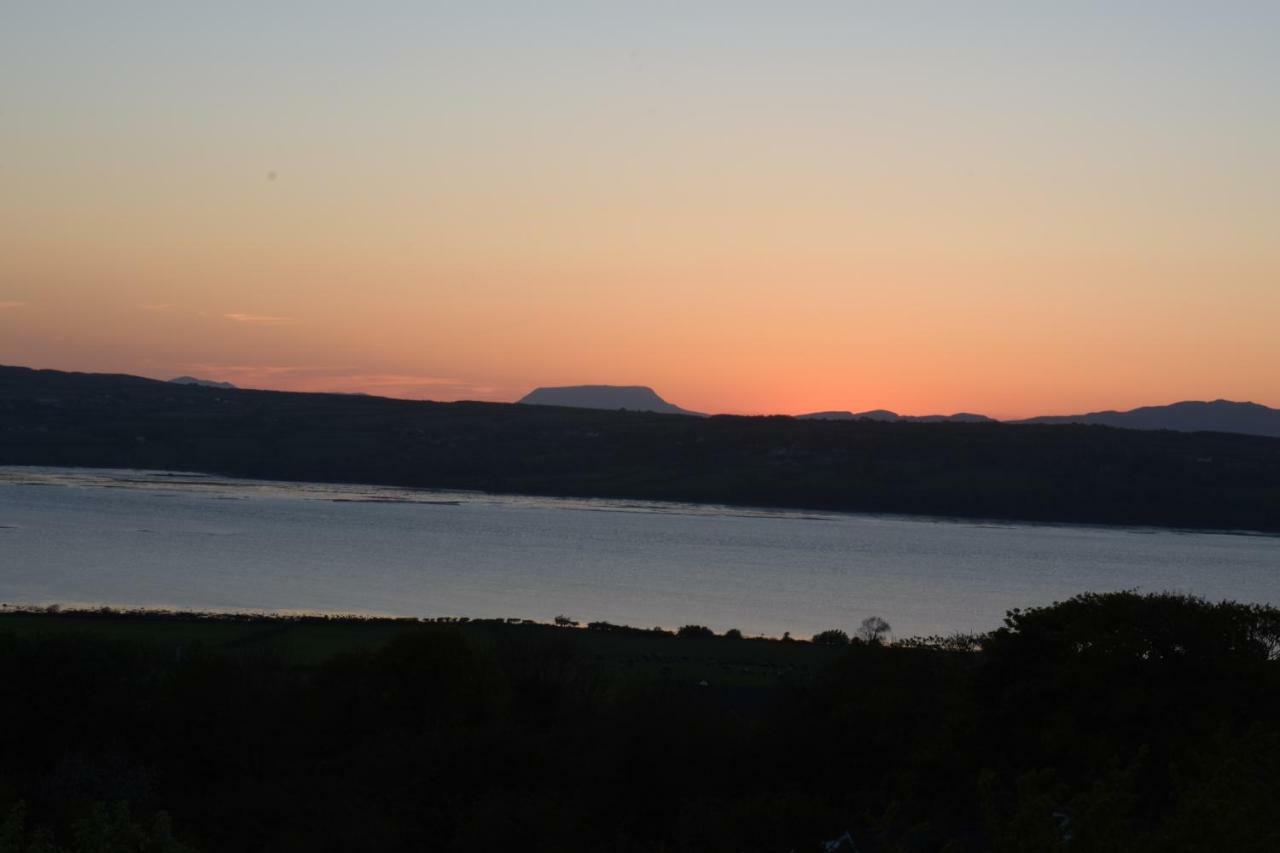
[1, 466, 1277, 638]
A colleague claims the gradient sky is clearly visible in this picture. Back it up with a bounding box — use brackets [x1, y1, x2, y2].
[2, 2, 1277, 417]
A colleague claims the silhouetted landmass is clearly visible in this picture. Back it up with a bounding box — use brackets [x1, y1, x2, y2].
[2, 591, 1278, 851]
[167, 376, 237, 390]
[1014, 399, 1280, 438]
[799, 409, 994, 423]
[518, 384, 702, 415]
[3, 364, 1280, 531]
[803, 401, 1280, 436]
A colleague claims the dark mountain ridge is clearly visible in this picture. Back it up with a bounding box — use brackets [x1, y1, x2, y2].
[169, 375, 237, 390]
[1014, 399, 1280, 438]
[527, 386, 1279, 439]
[803, 401, 1280, 436]
[799, 410, 993, 424]
[3, 364, 1280, 532]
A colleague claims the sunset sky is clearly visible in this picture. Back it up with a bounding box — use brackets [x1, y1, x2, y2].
[2, 3, 1277, 418]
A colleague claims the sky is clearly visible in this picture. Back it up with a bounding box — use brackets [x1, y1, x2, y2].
[2, 2, 1277, 418]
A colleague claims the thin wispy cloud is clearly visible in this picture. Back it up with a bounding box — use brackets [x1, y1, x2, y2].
[224, 312, 302, 327]
[139, 303, 176, 312]
[185, 363, 318, 378]
[0, 301, 28, 310]
[345, 373, 465, 389]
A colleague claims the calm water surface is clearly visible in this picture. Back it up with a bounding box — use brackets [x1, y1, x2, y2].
[1, 466, 1277, 638]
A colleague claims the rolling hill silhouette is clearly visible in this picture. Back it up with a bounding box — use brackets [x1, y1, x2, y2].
[1013, 400, 1280, 438]
[799, 410, 993, 424]
[169, 376, 237, 390]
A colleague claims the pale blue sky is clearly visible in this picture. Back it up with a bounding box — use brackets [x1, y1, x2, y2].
[3, 3, 1278, 414]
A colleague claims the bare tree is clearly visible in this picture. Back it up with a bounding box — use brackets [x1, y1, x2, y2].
[858, 616, 891, 644]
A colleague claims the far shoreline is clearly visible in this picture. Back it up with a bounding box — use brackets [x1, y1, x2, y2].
[4, 462, 1279, 539]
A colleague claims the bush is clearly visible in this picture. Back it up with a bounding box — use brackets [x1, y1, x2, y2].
[676, 625, 715, 639]
[723, 628, 744, 641]
[811, 629, 849, 646]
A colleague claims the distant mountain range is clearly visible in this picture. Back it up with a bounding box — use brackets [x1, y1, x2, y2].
[1011, 400, 1280, 439]
[798, 410, 994, 424]
[169, 376, 237, 390]
[518, 385, 702, 416]
[12, 366, 1280, 439]
[520, 385, 1280, 438]
[516, 388, 990, 422]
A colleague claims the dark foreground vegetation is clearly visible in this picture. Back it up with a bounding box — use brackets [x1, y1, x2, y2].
[4, 365, 1280, 531]
[3, 592, 1279, 852]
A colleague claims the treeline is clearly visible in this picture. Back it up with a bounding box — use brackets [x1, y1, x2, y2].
[4, 365, 1280, 531]
[2, 592, 1279, 851]
[0, 605, 758, 640]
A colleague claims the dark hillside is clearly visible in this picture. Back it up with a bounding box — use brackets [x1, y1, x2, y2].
[1015, 399, 1280, 438]
[3, 364, 1280, 531]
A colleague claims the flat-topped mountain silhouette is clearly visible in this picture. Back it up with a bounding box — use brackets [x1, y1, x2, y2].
[1013, 400, 1280, 438]
[799, 410, 993, 424]
[169, 376, 236, 390]
[518, 385, 701, 416]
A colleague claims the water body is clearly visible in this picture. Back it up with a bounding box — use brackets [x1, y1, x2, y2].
[1, 466, 1277, 638]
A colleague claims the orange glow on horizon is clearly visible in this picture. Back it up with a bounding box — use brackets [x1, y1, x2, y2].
[3, 6, 1278, 418]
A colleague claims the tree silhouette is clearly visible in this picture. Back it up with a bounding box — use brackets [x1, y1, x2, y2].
[858, 616, 891, 644]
